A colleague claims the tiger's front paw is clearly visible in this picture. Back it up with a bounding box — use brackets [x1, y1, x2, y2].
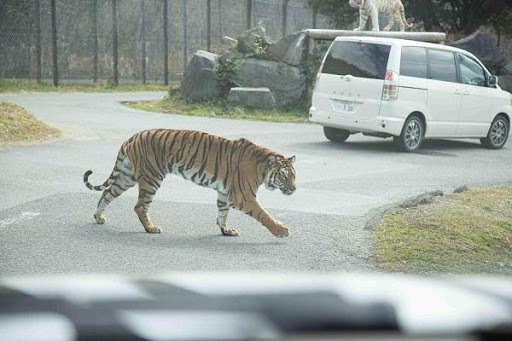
[221, 227, 240, 236]
[144, 224, 162, 234]
[94, 213, 106, 224]
[270, 223, 290, 238]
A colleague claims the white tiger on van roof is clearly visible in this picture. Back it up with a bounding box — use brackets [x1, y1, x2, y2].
[349, 0, 413, 32]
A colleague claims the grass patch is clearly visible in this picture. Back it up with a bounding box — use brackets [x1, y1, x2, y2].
[374, 186, 512, 275]
[125, 88, 309, 123]
[0, 101, 60, 146]
[0, 78, 168, 93]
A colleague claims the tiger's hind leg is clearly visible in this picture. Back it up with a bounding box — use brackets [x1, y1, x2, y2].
[383, 14, 396, 31]
[396, 12, 405, 31]
[216, 192, 238, 236]
[134, 177, 163, 233]
[354, 8, 368, 31]
[94, 159, 136, 224]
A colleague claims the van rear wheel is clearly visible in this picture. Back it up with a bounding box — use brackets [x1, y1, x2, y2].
[394, 115, 424, 152]
[324, 127, 350, 143]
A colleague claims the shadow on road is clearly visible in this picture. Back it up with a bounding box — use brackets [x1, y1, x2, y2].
[80, 223, 287, 250]
[293, 138, 484, 156]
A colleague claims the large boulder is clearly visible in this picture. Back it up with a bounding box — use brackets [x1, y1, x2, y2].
[181, 50, 221, 100]
[227, 87, 276, 108]
[450, 31, 506, 74]
[235, 25, 269, 57]
[498, 75, 512, 93]
[230, 58, 305, 107]
[267, 31, 307, 66]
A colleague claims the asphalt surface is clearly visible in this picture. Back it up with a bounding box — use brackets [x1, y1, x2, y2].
[1, 92, 511, 276]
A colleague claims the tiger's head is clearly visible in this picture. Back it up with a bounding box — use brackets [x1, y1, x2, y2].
[264, 155, 296, 196]
[349, 0, 364, 8]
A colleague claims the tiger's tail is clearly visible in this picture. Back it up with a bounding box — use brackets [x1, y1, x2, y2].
[83, 146, 127, 191]
[399, 2, 413, 29]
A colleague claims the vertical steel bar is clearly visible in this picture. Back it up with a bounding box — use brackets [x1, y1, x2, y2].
[246, 0, 252, 29]
[141, 0, 146, 84]
[182, 0, 187, 72]
[92, 0, 98, 83]
[163, 0, 169, 85]
[218, 0, 222, 41]
[112, 0, 119, 85]
[206, 0, 211, 51]
[51, 0, 58, 86]
[35, 0, 41, 84]
[282, 0, 290, 38]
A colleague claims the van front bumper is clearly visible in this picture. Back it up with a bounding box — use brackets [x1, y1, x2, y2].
[309, 108, 404, 137]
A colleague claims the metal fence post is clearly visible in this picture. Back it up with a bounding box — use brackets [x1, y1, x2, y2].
[206, 0, 211, 51]
[50, 0, 58, 86]
[246, 0, 252, 29]
[218, 0, 222, 41]
[163, 0, 169, 85]
[182, 0, 187, 72]
[35, 0, 42, 84]
[112, 0, 119, 85]
[282, 0, 290, 38]
[92, 0, 98, 83]
[141, 0, 147, 84]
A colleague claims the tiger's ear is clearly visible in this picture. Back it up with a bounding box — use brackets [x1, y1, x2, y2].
[288, 155, 296, 164]
[267, 155, 277, 167]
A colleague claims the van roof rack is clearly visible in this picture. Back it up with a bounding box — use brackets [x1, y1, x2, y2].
[305, 29, 446, 54]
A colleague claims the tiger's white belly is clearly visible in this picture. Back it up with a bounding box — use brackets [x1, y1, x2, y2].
[168, 165, 226, 192]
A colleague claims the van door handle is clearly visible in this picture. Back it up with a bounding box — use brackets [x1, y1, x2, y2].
[454, 90, 461, 95]
[462, 91, 470, 96]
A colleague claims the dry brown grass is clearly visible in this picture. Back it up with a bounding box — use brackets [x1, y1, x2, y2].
[0, 101, 60, 147]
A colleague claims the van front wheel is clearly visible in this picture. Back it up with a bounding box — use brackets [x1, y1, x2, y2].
[394, 115, 424, 152]
[323, 127, 350, 143]
[480, 115, 509, 149]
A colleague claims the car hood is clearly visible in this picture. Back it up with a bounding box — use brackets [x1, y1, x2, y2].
[1, 272, 511, 340]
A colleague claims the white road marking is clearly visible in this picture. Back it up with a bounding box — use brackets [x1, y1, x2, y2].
[0, 212, 40, 227]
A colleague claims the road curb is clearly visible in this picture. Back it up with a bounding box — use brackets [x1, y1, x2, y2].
[364, 190, 445, 230]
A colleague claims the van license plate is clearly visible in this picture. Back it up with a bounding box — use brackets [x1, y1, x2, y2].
[332, 100, 355, 113]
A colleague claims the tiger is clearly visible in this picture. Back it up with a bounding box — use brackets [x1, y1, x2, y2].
[83, 129, 296, 238]
[349, 0, 413, 32]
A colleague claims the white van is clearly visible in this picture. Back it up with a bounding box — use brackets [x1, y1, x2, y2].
[309, 36, 512, 151]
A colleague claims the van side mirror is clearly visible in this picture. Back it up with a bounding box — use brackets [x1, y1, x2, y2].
[488, 75, 498, 87]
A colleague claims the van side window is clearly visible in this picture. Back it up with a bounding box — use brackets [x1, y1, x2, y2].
[427, 49, 457, 83]
[400, 47, 427, 78]
[322, 41, 391, 80]
[458, 54, 486, 87]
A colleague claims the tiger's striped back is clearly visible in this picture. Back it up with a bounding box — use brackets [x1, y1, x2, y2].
[122, 129, 280, 191]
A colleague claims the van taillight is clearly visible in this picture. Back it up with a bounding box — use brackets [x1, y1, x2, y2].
[382, 70, 399, 101]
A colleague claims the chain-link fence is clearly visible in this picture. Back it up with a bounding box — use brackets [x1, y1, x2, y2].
[0, 0, 332, 85]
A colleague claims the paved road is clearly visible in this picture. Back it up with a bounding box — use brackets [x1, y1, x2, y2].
[1, 92, 511, 276]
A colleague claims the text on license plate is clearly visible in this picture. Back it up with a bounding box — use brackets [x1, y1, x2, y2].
[331, 100, 355, 112]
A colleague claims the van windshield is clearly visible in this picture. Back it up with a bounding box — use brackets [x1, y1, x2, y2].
[321, 41, 391, 79]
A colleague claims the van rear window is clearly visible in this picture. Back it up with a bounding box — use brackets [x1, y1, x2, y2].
[321, 41, 391, 79]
